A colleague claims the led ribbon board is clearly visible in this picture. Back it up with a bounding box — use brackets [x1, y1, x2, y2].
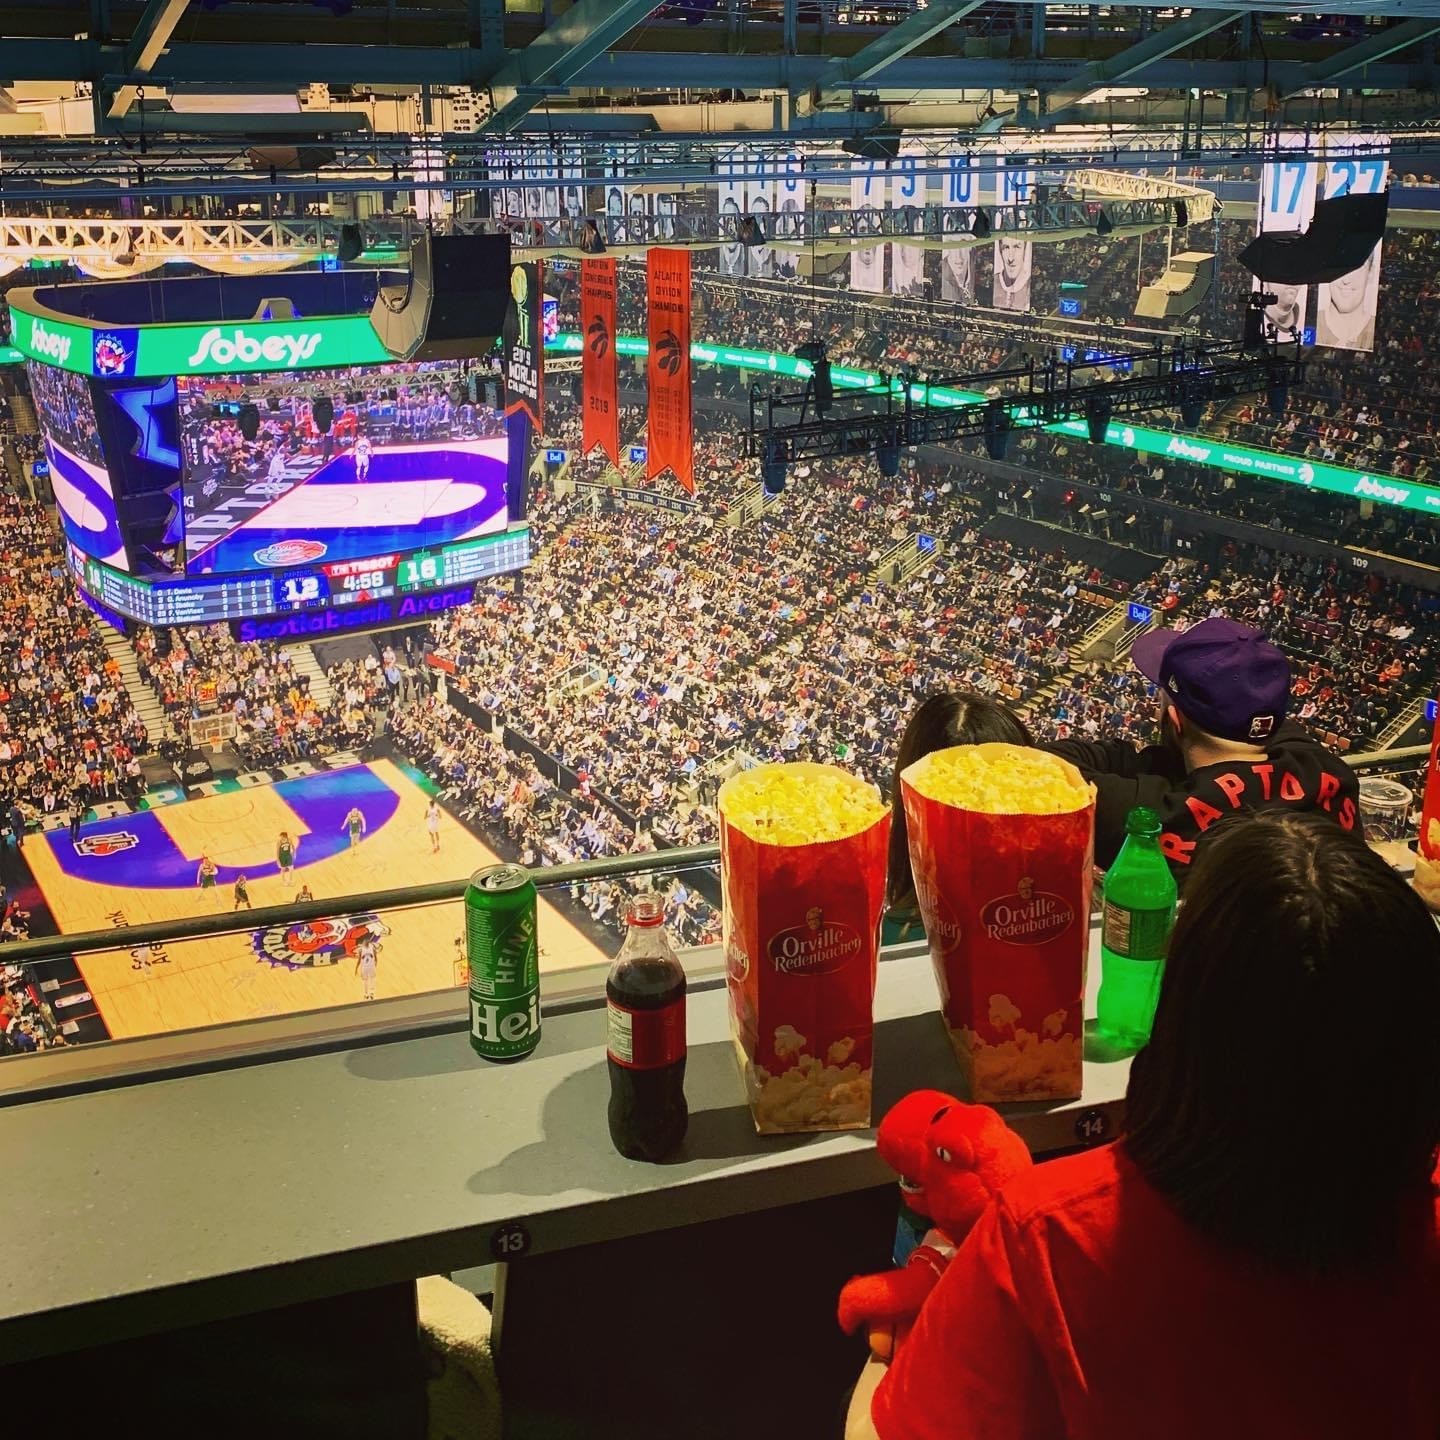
[548, 333, 1440, 518]
[11, 307, 392, 378]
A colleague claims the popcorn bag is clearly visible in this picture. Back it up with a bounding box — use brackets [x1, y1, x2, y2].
[901, 744, 1095, 1104]
[719, 763, 891, 1134]
[1412, 708, 1440, 912]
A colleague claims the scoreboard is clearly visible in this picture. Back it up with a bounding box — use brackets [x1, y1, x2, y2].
[73, 527, 531, 633]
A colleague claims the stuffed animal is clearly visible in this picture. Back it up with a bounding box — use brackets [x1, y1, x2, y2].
[838, 1089, 1032, 1359]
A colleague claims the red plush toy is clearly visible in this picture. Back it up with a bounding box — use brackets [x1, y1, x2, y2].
[838, 1089, 1032, 1359]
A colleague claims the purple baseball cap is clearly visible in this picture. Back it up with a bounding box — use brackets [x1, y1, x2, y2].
[1131, 618, 1291, 743]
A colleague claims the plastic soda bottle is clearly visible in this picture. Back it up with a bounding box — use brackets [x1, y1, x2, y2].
[1097, 806, 1176, 1048]
[607, 893, 687, 1161]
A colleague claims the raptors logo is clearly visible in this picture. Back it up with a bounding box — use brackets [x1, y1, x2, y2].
[73, 832, 139, 857]
[252, 913, 389, 971]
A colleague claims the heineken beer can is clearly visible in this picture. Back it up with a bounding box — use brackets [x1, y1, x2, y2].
[466, 864, 541, 1062]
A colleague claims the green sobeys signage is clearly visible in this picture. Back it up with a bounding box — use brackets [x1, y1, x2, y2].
[548, 331, 1440, 520]
[11, 305, 392, 377]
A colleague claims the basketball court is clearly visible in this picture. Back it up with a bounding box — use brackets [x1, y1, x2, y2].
[24, 757, 608, 1042]
[185, 438, 510, 572]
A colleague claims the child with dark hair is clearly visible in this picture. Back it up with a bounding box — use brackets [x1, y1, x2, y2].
[851, 810, 1440, 1440]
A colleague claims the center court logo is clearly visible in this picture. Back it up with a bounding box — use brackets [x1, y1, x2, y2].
[252, 914, 389, 971]
[186, 326, 323, 369]
[29, 318, 73, 366]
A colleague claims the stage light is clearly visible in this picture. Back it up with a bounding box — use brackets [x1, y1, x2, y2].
[877, 432, 901, 478]
[313, 396, 334, 433]
[971, 209, 991, 239]
[1173, 199, 1189, 229]
[237, 403, 261, 441]
[737, 215, 763, 247]
[983, 399, 1011, 461]
[580, 219, 607, 254]
[1267, 375, 1289, 418]
[1243, 293, 1270, 350]
[1095, 209, 1114, 236]
[761, 438, 788, 495]
[1085, 394, 1113, 445]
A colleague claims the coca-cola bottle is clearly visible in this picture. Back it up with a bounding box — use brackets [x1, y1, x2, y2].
[606, 892, 687, 1161]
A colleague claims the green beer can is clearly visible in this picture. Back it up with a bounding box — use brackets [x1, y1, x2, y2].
[466, 864, 541, 1062]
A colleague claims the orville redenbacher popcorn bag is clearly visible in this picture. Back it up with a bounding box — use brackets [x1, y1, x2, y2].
[1413, 709, 1440, 912]
[719, 763, 891, 1134]
[901, 743, 1095, 1103]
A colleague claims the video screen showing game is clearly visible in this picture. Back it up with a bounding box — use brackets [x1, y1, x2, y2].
[28, 360, 130, 570]
[176, 360, 509, 575]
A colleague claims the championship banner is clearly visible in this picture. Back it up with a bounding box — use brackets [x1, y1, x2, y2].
[1255, 133, 1317, 343]
[505, 260, 543, 431]
[646, 248, 694, 494]
[1317, 135, 1389, 353]
[850, 159, 886, 294]
[581, 256, 620, 466]
[891, 141, 926, 297]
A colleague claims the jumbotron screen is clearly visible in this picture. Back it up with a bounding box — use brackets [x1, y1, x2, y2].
[30, 356, 529, 637]
[178, 362, 509, 574]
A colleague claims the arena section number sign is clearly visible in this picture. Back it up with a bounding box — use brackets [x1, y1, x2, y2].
[11, 307, 393, 378]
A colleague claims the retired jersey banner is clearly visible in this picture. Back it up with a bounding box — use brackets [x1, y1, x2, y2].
[646, 247, 694, 494]
[581, 257, 620, 466]
[505, 260, 543, 431]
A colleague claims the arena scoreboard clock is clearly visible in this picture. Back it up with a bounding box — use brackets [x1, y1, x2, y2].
[71, 527, 531, 634]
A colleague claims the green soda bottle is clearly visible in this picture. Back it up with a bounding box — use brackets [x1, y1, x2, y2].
[1097, 806, 1176, 1048]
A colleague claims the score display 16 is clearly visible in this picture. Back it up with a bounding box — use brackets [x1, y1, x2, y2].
[272, 553, 449, 611]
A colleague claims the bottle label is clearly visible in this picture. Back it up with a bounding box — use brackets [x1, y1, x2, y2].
[607, 996, 686, 1070]
[1102, 902, 1172, 960]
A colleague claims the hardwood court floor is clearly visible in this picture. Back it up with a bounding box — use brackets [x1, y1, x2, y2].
[24, 758, 607, 1041]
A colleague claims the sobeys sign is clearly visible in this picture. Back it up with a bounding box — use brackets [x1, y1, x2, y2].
[11, 304, 393, 377]
[184, 326, 324, 369]
[150, 315, 392, 375]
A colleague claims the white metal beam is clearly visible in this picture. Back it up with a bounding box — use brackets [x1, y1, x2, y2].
[109, 0, 189, 118]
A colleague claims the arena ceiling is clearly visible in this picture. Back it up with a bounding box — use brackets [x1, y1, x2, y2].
[2, 1, 1440, 184]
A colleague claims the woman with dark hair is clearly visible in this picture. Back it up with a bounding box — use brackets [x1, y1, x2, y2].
[884, 693, 1030, 942]
[851, 810, 1440, 1439]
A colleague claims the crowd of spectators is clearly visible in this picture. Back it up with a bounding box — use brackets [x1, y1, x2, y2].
[0, 490, 148, 823]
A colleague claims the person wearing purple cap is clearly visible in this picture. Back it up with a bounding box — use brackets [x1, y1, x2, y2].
[1045, 618, 1359, 878]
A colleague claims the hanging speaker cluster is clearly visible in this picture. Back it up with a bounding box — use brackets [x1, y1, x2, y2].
[1238, 190, 1389, 286]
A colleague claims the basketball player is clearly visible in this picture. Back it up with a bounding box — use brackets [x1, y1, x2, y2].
[453, 934, 468, 987]
[426, 798, 442, 854]
[295, 882, 314, 905]
[233, 873, 252, 911]
[276, 830, 298, 884]
[354, 433, 373, 482]
[342, 806, 366, 849]
[266, 445, 288, 489]
[355, 933, 380, 1001]
[196, 854, 218, 895]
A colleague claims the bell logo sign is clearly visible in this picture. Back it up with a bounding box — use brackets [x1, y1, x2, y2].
[186, 326, 323, 370]
[29, 319, 73, 366]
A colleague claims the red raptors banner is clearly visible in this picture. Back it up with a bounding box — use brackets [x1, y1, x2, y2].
[505, 259, 544, 431]
[581, 257, 619, 466]
[645, 247, 694, 494]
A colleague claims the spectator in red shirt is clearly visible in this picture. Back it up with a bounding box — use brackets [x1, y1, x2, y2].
[851, 811, 1440, 1440]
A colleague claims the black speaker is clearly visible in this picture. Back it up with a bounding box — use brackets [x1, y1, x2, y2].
[369, 233, 512, 362]
[313, 396, 334, 433]
[238, 403, 260, 441]
[1238, 189, 1389, 286]
[337, 223, 364, 264]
